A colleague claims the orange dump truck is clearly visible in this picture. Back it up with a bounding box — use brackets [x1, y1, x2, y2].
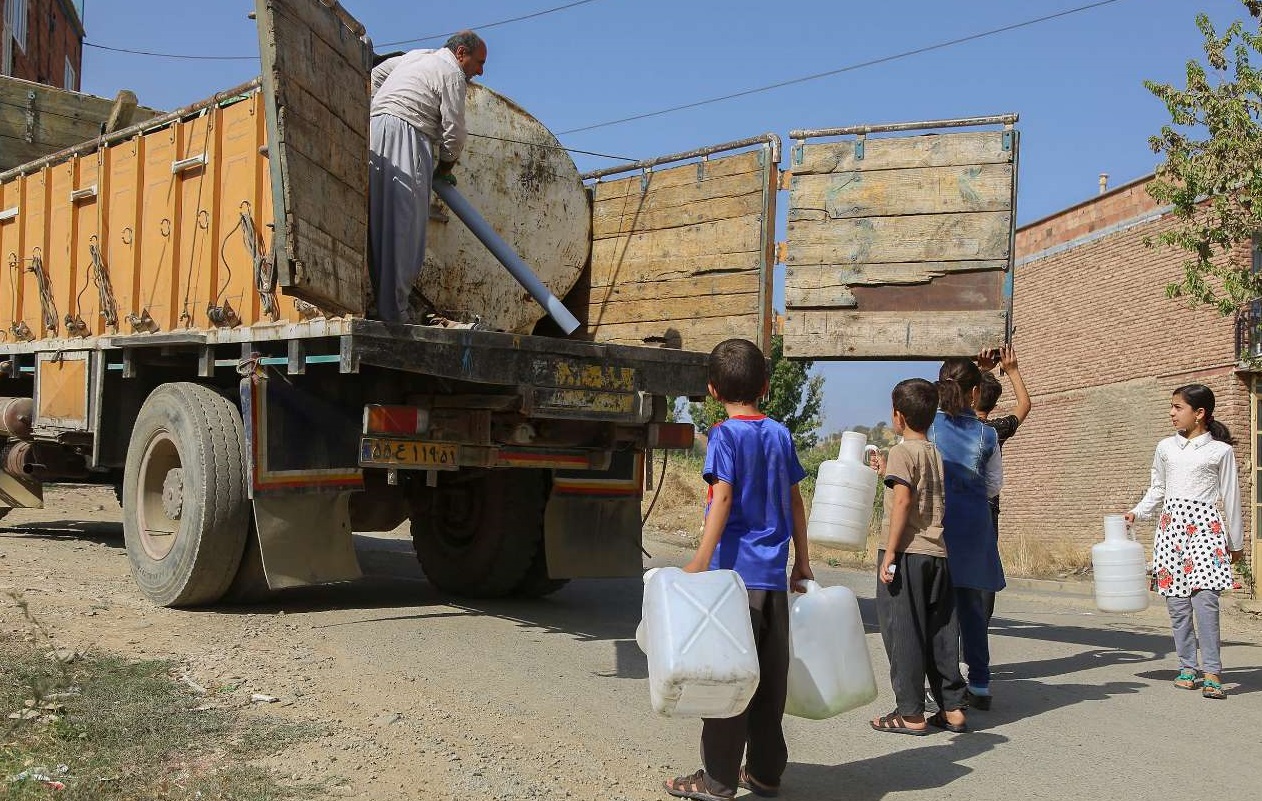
[0, 0, 1019, 607]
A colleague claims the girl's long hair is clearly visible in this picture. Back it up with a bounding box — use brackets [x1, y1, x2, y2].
[937, 358, 982, 417]
[1173, 383, 1233, 444]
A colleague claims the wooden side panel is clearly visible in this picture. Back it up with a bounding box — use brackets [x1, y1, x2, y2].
[0, 75, 163, 172]
[784, 127, 1017, 359]
[584, 148, 774, 353]
[173, 113, 215, 329]
[256, 0, 371, 316]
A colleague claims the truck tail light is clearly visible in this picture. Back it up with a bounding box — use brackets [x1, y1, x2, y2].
[363, 405, 429, 435]
[647, 422, 694, 450]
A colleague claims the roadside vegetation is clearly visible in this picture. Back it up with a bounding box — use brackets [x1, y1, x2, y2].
[2, 593, 336, 800]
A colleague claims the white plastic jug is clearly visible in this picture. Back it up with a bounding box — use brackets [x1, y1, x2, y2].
[785, 580, 878, 719]
[636, 567, 760, 718]
[807, 431, 881, 550]
[1092, 515, 1150, 613]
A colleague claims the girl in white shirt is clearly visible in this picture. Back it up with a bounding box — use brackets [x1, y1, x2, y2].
[1125, 384, 1244, 700]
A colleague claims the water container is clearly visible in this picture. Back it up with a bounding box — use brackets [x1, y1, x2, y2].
[807, 431, 881, 549]
[1092, 515, 1150, 613]
[785, 581, 878, 719]
[637, 567, 760, 718]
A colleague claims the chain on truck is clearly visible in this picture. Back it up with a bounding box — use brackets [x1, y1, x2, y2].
[0, 0, 1019, 607]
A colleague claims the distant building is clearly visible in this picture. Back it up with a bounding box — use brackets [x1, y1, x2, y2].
[2, 0, 85, 90]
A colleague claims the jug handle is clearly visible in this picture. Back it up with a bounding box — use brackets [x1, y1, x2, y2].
[793, 579, 821, 595]
[863, 444, 881, 466]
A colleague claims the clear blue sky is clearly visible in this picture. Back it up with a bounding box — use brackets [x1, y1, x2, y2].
[78, 0, 1242, 432]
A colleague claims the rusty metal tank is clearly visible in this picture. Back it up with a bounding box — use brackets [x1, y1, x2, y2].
[420, 83, 591, 334]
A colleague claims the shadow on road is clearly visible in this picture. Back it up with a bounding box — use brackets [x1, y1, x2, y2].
[1, 520, 124, 548]
[788, 732, 1007, 801]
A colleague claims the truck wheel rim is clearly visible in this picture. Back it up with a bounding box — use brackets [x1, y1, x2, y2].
[136, 430, 183, 560]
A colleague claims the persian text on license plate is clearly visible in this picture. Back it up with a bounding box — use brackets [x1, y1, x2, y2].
[359, 438, 459, 469]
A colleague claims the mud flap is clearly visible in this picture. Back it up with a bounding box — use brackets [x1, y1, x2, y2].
[252, 491, 362, 589]
[544, 450, 644, 578]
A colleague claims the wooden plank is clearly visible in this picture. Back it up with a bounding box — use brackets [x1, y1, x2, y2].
[786, 260, 1008, 289]
[589, 150, 765, 200]
[277, 79, 367, 181]
[793, 131, 1013, 175]
[786, 211, 1012, 266]
[789, 162, 1013, 220]
[591, 216, 760, 282]
[592, 192, 763, 238]
[0, 76, 161, 171]
[268, 1, 368, 134]
[588, 292, 761, 326]
[580, 315, 762, 353]
[589, 271, 758, 304]
[105, 90, 140, 134]
[592, 171, 765, 216]
[785, 272, 1005, 314]
[782, 310, 1007, 359]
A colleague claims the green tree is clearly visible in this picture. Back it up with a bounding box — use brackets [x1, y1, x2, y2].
[1145, 1, 1262, 315]
[690, 334, 824, 450]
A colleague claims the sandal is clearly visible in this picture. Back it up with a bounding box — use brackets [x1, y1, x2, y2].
[1174, 669, 1200, 690]
[1202, 674, 1226, 700]
[869, 711, 930, 736]
[926, 711, 968, 733]
[739, 766, 780, 798]
[664, 770, 734, 801]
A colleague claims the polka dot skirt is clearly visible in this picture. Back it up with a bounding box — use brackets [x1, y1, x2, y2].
[1152, 498, 1233, 598]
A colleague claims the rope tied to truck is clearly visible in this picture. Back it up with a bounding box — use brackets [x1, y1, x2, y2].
[28, 250, 58, 337]
[212, 204, 278, 325]
[71, 236, 119, 334]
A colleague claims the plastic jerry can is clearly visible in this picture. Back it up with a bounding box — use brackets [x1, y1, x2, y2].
[1092, 515, 1150, 613]
[785, 580, 878, 719]
[636, 567, 760, 718]
[807, 431, 881, 550]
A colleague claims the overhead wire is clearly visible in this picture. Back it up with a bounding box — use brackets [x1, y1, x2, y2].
[558, 0, 1126, 135]
[83, 0, 607, 60]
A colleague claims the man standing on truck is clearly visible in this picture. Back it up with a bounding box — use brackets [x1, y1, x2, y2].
[368, 31, 487, 323]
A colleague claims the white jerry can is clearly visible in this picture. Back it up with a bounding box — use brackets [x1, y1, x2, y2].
[636, 567, 760, 718]
[785, 580, 878, 719]
[807, 431, 881, 550]
[1092, 515, 1150, 613]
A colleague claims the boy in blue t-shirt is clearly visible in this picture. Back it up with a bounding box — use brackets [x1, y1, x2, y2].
[664, 338, 812, 801]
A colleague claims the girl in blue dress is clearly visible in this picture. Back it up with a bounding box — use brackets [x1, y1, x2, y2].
[929, 357, 1003, 709]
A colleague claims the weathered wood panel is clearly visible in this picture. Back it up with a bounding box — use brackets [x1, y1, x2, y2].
[592, 191, 763, 239]
[782, 309, 1007, 359]
[590, 215, 761, 284]
[792, 131, 1013, 175]
[256, 0, 371, 315]
[585, 147, 774, 353]
[789, 163, 1013, 220]
[787, 211, 1011, 267]
[0, 76, 162, 172]
[786, 260, 1007, 289]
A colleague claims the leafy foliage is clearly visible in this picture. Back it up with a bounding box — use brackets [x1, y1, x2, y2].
[1145, 1, 1262, 315]
[689, 335, 824, 450]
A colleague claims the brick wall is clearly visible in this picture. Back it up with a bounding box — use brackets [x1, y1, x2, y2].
[1003, 177, 1254, 560]
[2, 0, 84, 90]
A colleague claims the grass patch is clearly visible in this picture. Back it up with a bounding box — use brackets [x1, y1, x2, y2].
[2, 595, 334, 800]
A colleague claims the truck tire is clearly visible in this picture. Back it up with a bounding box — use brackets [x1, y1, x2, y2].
[122, 383, 250, 607]
[410, 469, 547, 598]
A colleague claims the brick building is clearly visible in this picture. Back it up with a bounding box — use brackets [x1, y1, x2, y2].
[2, 0, 84, 90]
[1002, 176, 1257, 584]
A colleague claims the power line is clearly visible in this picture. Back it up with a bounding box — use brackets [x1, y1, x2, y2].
[82, 0, 607, 61]
[379, 0, 605, 47]
[558, 0, 1126, 136]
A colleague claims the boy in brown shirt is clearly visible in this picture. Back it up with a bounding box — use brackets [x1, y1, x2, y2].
[869, 378, 969, 735]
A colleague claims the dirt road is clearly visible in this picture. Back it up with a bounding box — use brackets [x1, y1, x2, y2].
[3, 486, 1261, 801]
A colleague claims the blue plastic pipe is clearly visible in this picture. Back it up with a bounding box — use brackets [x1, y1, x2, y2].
[433, 181, 581, 334]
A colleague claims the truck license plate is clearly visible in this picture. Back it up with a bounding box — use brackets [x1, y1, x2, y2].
[359, 438, 459, 470]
